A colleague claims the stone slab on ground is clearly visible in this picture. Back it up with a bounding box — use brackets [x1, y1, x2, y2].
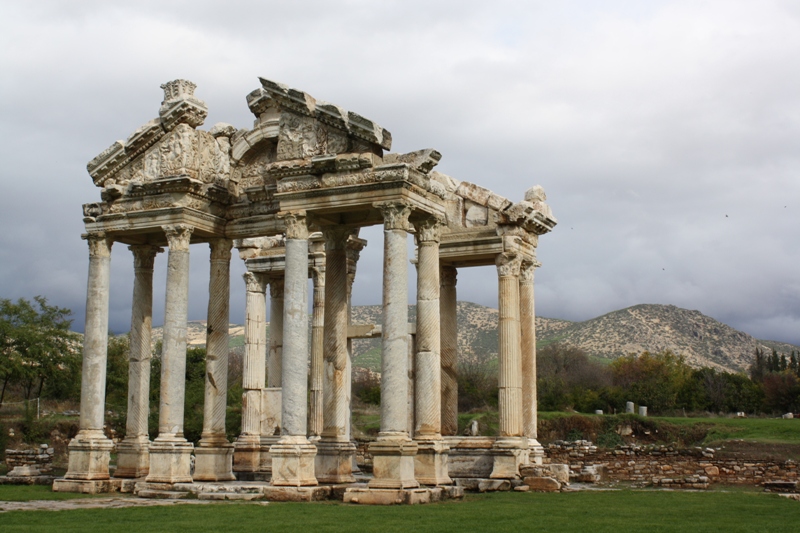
[137, 489, 190, 499]
[198, 492, 263, 501]
[0, 475, 55, 486]
[262, 485, 331, 502]
[0, 497, 227, 513]
[524, 476, 561, 492]
[343, 487, 432, 505]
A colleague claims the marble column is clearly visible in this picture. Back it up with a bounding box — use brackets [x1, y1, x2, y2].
[267, 278, 284, 389]
[195, 238, 236, 481]
[259, 277, 284, 474]
[519, 260, 544, 464]
[316, 228, 356, 483]
[233, 271, 268, 473]
[413, 218, 451, 485]
[439, 266, 458, 437]
[270, 212, 317, 486]
[116, 244, 161, 479]
[490, 251, 528, 479]
[308, 265, 325, 440]
[60, 233, 115, 485]
[368, 202, 418, 490]
[147, 224, 194, 484]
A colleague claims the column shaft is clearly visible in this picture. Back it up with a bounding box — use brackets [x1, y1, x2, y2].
[309, 267, 325, 438]
[414, 229, 441, 439]
[519, 263, 537, 441]
[158, 225, 193, 438]
[80, 234, 113, 433]
[202, 239, 233, 441]
[497, 255, 523, 438]
[439, 267, 458, 436]
[281, 238, 309, 437]
[268, 280, 284, 388]
[241, 273, 267, 436]
[115, 244, 160, 479]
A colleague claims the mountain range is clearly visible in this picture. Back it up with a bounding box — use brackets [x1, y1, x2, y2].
[151, 302, 800, 374]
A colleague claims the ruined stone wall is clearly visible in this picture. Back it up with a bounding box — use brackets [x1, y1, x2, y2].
[544, 441, 798, 488]
[5, 445, 54, 474]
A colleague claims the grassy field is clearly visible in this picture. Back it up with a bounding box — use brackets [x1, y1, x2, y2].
[1, 488, 799, 532]
[659, 416, 800, 444]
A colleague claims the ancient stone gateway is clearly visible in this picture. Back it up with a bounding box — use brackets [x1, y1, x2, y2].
[53, 78, 556, 502]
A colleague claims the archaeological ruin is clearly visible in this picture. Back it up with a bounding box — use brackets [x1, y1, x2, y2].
[53, 78, 556, 503]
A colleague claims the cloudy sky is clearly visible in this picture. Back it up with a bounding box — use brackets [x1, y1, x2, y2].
[1, 0, 799, 346]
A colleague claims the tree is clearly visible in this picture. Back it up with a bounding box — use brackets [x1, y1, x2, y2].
[0, 296, 79, 404]
[610, 350, 692, 414]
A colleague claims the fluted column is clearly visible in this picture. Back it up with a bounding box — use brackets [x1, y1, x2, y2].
[439, 266, 458, 437]
[309, 265, 325, 439]
[233, 271, 268, 473]
[116, 244, 161, 479]
[147, 224, 194, 484]
[368, 202, 418, 490]
[195, 238, 235, 481]
[316, 228, 356, 483]
[270, 212, 317, 486]
[520, 261, 541, 456]
[61, 232, 115, 483]
[413, 218, 451, 485]
[490, 251, 528, 479]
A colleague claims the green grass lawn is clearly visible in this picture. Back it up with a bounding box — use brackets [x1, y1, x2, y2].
[1, 490, 798, 532]
[659, 416, 800, 444]
[0, 485, 105, 502]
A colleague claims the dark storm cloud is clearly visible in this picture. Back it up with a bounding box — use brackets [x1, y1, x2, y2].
[1, 0, 798, 345]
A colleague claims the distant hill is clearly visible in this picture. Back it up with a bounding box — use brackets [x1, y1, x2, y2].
[150, 302, 799, 374]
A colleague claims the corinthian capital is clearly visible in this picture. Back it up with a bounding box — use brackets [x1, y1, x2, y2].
[83, 232, 113, 258]
[279, 211, 309, 240]
[209, 238, 233, 261]
[243, 271, 268, 293]
[496, 252, 523, 278]
[129, 244, 163, 270]
[269, 277, 285, 299]
[440, 266, 458, 287]
[414, 216, 443, 244]
[163, 224, 194, 252]
[376, 201, 412, 232]
[323, 227, 356, 251]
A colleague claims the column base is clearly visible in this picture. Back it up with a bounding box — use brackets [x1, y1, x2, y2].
[63, 430, 114, 481]
[490, 436, 528, 479]
[259, 435, 280, 474]
[368, 435, 419, 489]
[145, 437, 194, 484]
[269, 436, 318, 487]
[414, 439, 452, 486]
[52, 479, 113, 494]
[527, 438, 545, 466]
[315, 439, 356, 483]
[233, 435, 261, 473]
[115, 436, 151, 479]
[193, 441, 235, 481]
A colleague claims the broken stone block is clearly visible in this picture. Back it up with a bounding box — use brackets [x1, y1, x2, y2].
[523, 476, 561, 492]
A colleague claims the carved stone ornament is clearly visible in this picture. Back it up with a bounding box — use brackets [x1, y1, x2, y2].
[129, 244, 163, 270]
[159, 79, 208, 130]
[311, 266, 326, 286]
[324, 227, 356, 251]
[440, 266, 458, 287]
[519, 262, 536, 283]
[496, 252, 523, 278]
[162, 224, 194, 252]
[377, 202, 412, 232]
[279, 211, 309, 240]
[243, 271, 268, 293]
[269, 277, 285, 298]
[414, 216, 443, 244]
[83, 232, 113, 258]
[209, 238, 233, 261]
